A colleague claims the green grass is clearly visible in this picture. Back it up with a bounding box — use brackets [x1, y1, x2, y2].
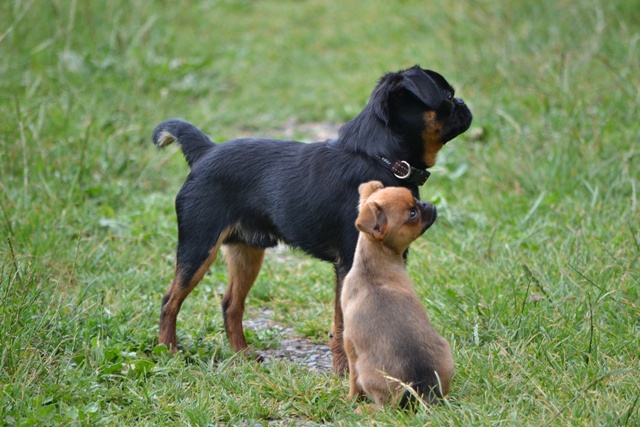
[1, 0, 639, 425]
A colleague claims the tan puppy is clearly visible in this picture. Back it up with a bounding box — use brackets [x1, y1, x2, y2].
[341, 181, 453, 408]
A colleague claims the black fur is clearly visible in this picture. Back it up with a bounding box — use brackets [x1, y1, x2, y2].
[152, 65, 472, 368]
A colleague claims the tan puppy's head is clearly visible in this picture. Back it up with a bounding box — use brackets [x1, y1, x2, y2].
[356, 181, 437, 254]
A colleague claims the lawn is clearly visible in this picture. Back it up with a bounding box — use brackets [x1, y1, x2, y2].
[1, 0, 638, 425]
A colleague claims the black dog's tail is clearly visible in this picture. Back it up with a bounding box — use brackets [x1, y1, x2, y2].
[152, 119, 215, 168]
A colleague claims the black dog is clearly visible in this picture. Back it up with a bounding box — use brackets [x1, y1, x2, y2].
[152, 65, 472, 373]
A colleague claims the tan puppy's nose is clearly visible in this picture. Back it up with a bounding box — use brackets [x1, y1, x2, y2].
[418, 201, 437, 232]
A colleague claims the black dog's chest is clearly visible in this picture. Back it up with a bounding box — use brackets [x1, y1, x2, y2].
[225, 224, 281, 249]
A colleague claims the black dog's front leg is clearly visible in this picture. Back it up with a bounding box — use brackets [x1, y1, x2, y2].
[331, 263, 351, 375]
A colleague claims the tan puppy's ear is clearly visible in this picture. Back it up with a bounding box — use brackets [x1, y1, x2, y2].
[356, 201, 387, 240]
[358, 181, 384, 206]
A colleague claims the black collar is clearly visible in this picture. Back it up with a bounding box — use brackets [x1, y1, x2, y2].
[375, 155, 431, 186]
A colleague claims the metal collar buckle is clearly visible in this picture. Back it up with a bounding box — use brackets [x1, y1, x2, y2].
[375, 155, 430, 186]
[392, 160, 412, 180]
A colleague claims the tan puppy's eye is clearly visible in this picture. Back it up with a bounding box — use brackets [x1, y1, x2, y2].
[409, 208, 418, 220]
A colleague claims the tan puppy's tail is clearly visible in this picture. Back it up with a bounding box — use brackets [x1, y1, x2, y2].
[385, 374, 446, 410]
[398, 385, 441, 410]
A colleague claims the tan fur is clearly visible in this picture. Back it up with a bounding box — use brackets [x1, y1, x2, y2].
[341, 181, 453, 408]
[422, 111, 444, 167]
[221, 243, 265, 352]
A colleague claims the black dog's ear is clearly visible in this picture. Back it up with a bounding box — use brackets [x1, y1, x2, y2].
[368, 71, 405, 125]
[395, 66, 444, 110]
[422, 68, 453, 93]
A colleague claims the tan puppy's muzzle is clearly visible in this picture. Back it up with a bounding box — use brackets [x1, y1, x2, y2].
[418, 200, 437, 233]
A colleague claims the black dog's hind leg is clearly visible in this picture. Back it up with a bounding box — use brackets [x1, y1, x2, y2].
[159, 192, 234, 353]
[159, 236, 224, 353]
[221, 243, 265, 353]
[331, 262, 351, 374]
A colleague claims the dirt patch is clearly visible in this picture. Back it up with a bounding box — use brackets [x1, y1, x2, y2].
[244, 308, 333, 372]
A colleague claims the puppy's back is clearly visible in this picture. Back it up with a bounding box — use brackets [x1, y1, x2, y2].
[356, 284, 453, 401]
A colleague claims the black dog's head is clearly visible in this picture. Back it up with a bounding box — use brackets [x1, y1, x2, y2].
[339, 65, 472, 169]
